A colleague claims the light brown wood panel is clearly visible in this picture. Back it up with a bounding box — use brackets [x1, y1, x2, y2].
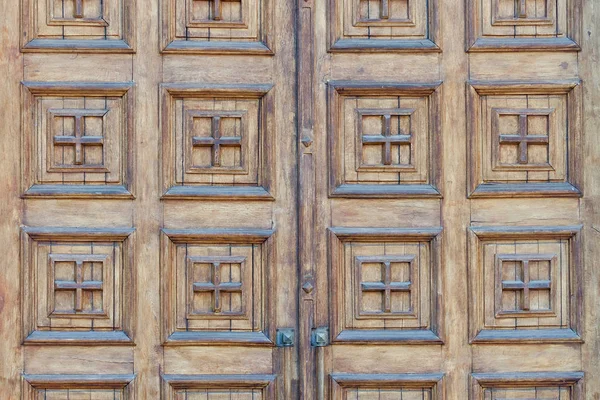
[1, 0, 599, 398]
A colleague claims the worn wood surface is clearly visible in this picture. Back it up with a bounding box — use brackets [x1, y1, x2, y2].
[0, 0, 598, 398]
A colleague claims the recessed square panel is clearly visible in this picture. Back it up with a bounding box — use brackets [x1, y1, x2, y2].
[23, 374, 135, 400]
[22, 0, 134, 51]
[328, 81, 441, 198]
[331, 373, 443, 400]
[161, 0, 274, 53]
[468, 226, 582, 343]
[329, 0, 440, 51]
[161, 84, 274, 200]
[467, 0, 580, 50]
[161, 228, 274, 345]
[471, 372, 583, 400]
[21, 227, 134, 345]
[468, 82, 582, 198]
[162, 375, 276, 400]
[22, 82, 134, 198]
[329, 227, 442, 343]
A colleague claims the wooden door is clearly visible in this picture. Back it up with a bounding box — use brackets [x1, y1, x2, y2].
[299, 0, 600, 399]
[1, 0, 600, 399]
[0, 0, 298, 398]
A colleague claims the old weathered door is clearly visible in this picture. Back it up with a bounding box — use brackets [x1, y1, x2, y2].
[1, 0, 298, 398]
[298, 0, 600, 399]
[1, 0, 600, 398]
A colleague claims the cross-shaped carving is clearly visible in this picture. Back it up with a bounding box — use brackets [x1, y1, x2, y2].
[361, 112, 412, 166]
[192, 259, 243, 314]
[52, 109, 106, 165]
[498, 113, 549, 164]
[73, 0, 85, 18]
[518, 0, 528, 18]
[361, 260, 412, 313]
[191, 115, 242, 168]
[205, 0, 242, 21]
[54, 257, 103, 312]
[500, 256, 552, 311]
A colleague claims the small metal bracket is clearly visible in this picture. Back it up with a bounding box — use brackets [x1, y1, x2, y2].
[276, 328, 295, 347]
[311, 327, 329, 347]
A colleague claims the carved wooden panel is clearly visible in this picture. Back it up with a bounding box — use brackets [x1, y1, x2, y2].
[471, 372, 583, 400]
[330, 373, 443, 400]
[161, 84, 274, 200]
[22, 82, 134, 199]
[161, 0, 273, 53]
[468, 82, 582, 198]
[329, 227, 442, 343]
[22, 0, 134, 51]
[162, 374, 275, 400]
[328, 82, 442, 198]
[161, 228, 274, 345]
[21, 227, 134, 345]
[23, 374, 135, 400]
[468, 226, 582, 343]
[328, 0, 440, 51]
[467, 0, 581, 51]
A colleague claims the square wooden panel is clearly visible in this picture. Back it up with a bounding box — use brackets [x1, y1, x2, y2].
[467, 0, 581, 51]
[161, 0, 274, 54]
[329, 227, 442, 343]
[328, 82, 442, 198]
[22, 0, 134, 52]
[468, 81, 582, 198]
[23, 374, 135, 400]
[22, 82, 134, 199]
[161, 84, 275, 200]
[470, 372, 583, 400]
[328, 0, 440, 51]
[468, 226, 582, 343]
[162, 375, 275, 400]
[161, 228, 274, 345]
[21, 227, 135, 345]
[331, 373, 444, 400]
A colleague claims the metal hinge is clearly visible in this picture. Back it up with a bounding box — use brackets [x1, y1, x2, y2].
[311, 327, 329, 347]
[276, 328, 295, 347]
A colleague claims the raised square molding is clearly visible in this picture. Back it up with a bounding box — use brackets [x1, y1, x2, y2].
[22, 0, 135, 52]
[467, 81, 582, 198]
[329, 227, 443, 344]
[470, 372, 584, 399]
[328, 0, 440, 52]
[21, 227, 135, 346]
[162, 374, 275, 399]
[328, 81, 442, 198]
[23, 374, 136, 399]
[161, 228, 275, 345]
[467, 0, 581, 51]
[468, 225, 583, 343]
[161, 0, 274, 54]
[331, 373, 444, 400]
[21, 82, 135, 199]
[161, 83, 275, 200]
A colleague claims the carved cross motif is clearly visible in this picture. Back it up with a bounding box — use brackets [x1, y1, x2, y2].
[361, 112, 412, 166]
[191, 258, 244, 314]
[52, 109, 106, 165]
[500, 256, 552, 311]
[73, 0, 85, 18]
[205, 0, 243, 21]
[53, 256, 103, 312]
[360, 260, 412, 313]
[378, 0, 391, 19]
[191, 115, 242, 168]
[498, 113, 549, 164]
[518, 0, 527, 18]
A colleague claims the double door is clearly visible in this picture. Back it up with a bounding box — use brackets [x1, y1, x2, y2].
[0, 0, 599, 398]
